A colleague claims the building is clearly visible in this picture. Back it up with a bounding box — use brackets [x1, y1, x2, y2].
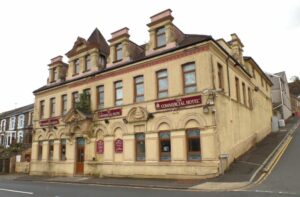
[0, 104, 34, 148]
[267, 72, 292, 120]
[30, 9, 272, 178]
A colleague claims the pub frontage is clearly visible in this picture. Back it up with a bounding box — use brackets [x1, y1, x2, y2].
[30, 9, 272, 179]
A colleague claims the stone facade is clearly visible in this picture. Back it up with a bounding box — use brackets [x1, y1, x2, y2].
[30, 9, 272, 179]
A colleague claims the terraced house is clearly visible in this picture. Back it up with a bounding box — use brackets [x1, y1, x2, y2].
[31, 9, 272, 178]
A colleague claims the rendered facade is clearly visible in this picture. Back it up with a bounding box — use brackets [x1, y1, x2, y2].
[30, 9, 272, 178]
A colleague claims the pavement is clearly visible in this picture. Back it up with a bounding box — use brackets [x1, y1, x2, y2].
[6, 116, 300, 191]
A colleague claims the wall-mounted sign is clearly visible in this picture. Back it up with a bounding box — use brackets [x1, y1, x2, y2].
[39, 117, 59, 126]
[98, 108, 122, 119]
[96, 140, 104, 154]
[114, 138, 123, 153]
[155, 95, 202, 110]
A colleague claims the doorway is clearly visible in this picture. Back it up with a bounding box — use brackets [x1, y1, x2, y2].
[76, 137, 85, 175]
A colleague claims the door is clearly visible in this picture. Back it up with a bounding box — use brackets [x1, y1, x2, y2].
[76, 137, 85, 174]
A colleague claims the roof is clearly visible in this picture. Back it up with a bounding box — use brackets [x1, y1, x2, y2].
[243, 56, 273, 86]
[0, 104, 34, 119]
[34, 33, 212, 93]
[289, 80, 300, 96]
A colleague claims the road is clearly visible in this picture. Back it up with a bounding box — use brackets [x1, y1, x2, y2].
[0, 126, 299, 197]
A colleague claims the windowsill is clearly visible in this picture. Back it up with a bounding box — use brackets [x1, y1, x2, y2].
[82, 69, 91, 73]
[113, 59, 123, 64]
[154, 44, 166, 50]
[72, 73, 79, 77]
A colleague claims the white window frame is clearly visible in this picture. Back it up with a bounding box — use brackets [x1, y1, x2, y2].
[18, 114, 25, 129]
[9, 117, 16, 130]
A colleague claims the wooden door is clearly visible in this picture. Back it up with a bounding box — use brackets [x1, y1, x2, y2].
[76, 137, 85, 174]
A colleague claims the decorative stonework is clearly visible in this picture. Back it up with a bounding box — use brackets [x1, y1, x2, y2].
[126, 107, 149, 123]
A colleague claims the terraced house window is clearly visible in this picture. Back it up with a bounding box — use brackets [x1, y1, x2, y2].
[115, 81, 123, 106]
[74, 59, 80, 75]
[183, 63, 197, 94]
[53, 67, 58, 82]
[217, 63, 224, 90]
[235, 77, 240, 102]
[61, 95, 67, 115]
[156, 26, 166, 48]
[83, 88, 91, 104]
[97, 85, 104, 109]
[159, 132, 171, 161]
[49, 140, 54, 160]
[134, 76, 144, 102]
[135, 133, 145, 161]
[84, 55, 91, 71]
[157, 70, 168, 99]
[40, 100, 45, 119]
[115, 43, 123, 61]
[187, 129, 201, 161]
[50, 98, 56, 117]
[9, 117, 15, 130]
[72, 92, 79, 107]
[242, 82, 246, 105]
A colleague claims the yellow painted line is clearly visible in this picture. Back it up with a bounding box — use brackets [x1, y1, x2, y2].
[255, 136, 292, 185]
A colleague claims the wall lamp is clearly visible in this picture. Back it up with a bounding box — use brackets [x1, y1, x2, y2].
[104, 119, 109, 124]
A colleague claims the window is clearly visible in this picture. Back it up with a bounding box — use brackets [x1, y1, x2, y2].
[156, 70, 168, 99]
[99, 54, 106, 67]
[18, 115, 25, 129]
[97, 85, 104, 109]
[134, 76, 144, 102]
[156, 26, 166, 48]
[183, 63, 197, 94]
[38, 141, 43, 160]
[159, 132, 171, 161]
[53, 67, 58, 82]
[84, 55, 91, 71]
[114, 81, 123, 106]
[252, 66, 256, 79]
[49, 140, 54, 160]
[187, 129, 201, 161]
[72, 92, 79, 107]
[217, 63, 224, 90]
[9, 117, 16, 130]
[0, 120, 6, 132]
[115, 43, 123, 61]
[50, 98, 56, 117]
[40, 100, 45, 119]
[60, 139, 66, 161]
[17, 131, 23, 143]
[61, 95, 67, 115]
[242, 83, 246, 105]
[83, 88, 91, 104]
[135, 133, 145, 161]
[261, 76, 264, 87]
[266, 83, 268, 91]
[74, 59, 80, 74]
[248, 87, 252, 109]
[235, 77, 240, 102]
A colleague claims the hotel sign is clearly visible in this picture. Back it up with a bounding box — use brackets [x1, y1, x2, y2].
[114, 138, 123, 153]
[155, 95, 202, 110]
[96, 140, 104, 154]
[39, 117, 59, 126]
[98, 108, 122, 119]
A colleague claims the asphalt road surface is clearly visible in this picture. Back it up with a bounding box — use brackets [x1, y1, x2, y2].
[0, 126, 299, 197]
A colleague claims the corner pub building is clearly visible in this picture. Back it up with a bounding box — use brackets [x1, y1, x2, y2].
[30, 9, 272, 178]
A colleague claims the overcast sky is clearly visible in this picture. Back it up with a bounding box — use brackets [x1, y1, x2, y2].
[0, 0, 299, 112]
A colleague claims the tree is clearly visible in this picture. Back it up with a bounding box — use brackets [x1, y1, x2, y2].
[75, 91, 91, 114]
[290, 76, 300, 82]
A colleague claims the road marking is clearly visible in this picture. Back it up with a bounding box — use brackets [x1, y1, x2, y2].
[0, 188, 33, 195]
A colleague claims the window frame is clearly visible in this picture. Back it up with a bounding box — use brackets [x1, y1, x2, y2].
[84, 55, 91, 72]
[182, 62, 197, 94]
[134, 75, 144, 102]
[38, 141, 43, 161]
[186, 129, 201, 161]
[235, 77, 240, 102]
[61, 94, 67, 116]
[48, 140, 54, 161]
[156, 69, 168, 99]
[248, 87, 253, 109]
[135, 133, 145, 162]
[50, 97, 56, 117]
[159, 131, 171, 162]
[60, 139, 67, 161]
[40, 100, 45, 119]
[97, 85, 105, 109]
[242, 82, 246, 105]
[114, 81, 123, 106]
[74, 59, 80, 75]
[217, 63, 224, 90]
[155, 26, 166, 48]
[72, 91, 79, 108]
[115, 43, 123, 62]
[52, 67, 58, 82]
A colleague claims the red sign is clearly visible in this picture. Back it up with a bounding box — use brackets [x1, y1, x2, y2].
[98, 108, 122, 119]
[39, 117, 59, 126]
[96, 140, 104, 154]
[155, 95, 202, 110]
[114, 138, 123, 153]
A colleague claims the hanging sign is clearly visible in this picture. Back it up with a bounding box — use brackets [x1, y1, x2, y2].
[114, 138, 123, 153]
[96, 140, 104, 154]
[98, 108, 122, 119]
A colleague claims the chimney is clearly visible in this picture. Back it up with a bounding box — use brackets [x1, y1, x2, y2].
[230, 33, 244, 65]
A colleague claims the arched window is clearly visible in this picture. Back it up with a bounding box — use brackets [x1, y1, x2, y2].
[18, 115, 25, 129]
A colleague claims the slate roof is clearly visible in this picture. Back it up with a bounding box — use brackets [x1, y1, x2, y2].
[0, 104, 34, 119]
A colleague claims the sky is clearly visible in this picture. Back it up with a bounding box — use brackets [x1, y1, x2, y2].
[0, 0, 299, 112]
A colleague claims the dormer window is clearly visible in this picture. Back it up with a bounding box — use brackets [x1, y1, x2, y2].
[99, 54, 106, 67]
[74, 59, 80, 75]
[53, 68, 58, 82]
[84, 55, 91, 71]
[156, 27, 166, 48]
[115, 43, 123, 61]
